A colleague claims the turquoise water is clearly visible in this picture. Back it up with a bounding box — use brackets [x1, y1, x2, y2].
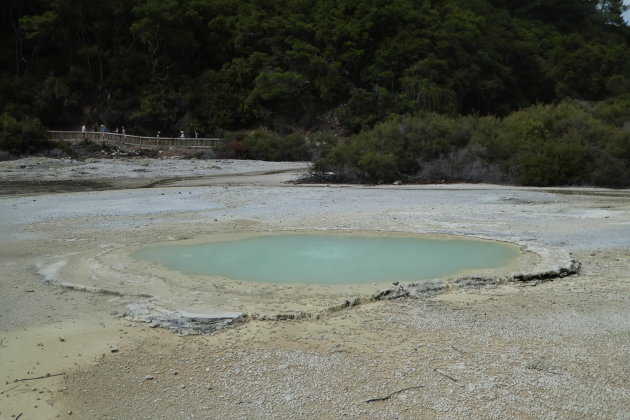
[133, 234, 519, 285]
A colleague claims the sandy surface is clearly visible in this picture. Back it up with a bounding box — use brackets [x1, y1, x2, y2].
[0, 157, 629, 419]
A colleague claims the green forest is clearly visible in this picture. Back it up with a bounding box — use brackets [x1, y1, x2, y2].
[2, 0, 630, 186]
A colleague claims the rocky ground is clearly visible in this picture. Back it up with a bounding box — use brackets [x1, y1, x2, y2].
[0, 156, 628, 419]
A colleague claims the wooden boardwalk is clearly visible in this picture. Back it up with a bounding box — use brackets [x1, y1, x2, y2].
[49, 131, 225, 150]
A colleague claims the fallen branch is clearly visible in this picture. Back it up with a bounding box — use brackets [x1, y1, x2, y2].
[13, 373, 65, 383]
[365, 385, 424, 403]
[0, 384, 21, 395]
[15, 388, 38, 395]
[434, 368, 458, 382]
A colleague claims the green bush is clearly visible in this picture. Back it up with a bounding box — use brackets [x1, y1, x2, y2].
[356, 151, 399, 183]
[221, 139, 250, 159]
[335, 88, 404, 133]
[310, 100, 629, 186]
[315, 113, 476, 183]
[484, 101, 629, 186]
[591, 96, 630, 128]
[0, 113, 50, 154]
[515, 139, 593, 186]
[414, 144, 508, 184]
[219, 130, 311, 161]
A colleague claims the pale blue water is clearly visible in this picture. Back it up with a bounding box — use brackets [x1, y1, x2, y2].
[133, 234, 519, 285]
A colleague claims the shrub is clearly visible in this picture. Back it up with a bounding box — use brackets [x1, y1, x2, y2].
[590, 151, 629, 187]
[356, 151, 399, 183]
[487, 101, 629, 186]
[591, 96, 630, 128]
[0, 113, 50, 154]
[219, 130, 311, 161]
[301, 100, 630, 187]
[314, 112, 477, 182]
[221, 139, 250, 159]
[248, 131, 311, 161]
[414, 144, 508, 184]
[335, 87, 403, 133]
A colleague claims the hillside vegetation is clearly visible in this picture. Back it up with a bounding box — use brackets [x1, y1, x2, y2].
[2, 0, 630, 185]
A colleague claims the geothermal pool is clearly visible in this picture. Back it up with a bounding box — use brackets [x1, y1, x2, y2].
[133, 233, 520, 285]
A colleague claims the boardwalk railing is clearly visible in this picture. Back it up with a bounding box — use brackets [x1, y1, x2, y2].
[49, 131, 225, 150]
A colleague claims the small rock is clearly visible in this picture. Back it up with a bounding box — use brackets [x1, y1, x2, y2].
[144, 375, 154, 380]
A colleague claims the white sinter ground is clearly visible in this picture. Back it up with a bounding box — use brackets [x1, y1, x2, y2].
[0, 157, 628, 419]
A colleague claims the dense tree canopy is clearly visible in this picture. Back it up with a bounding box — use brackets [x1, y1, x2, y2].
[2, 0, 629, 133]
[1, 0, 629, 185]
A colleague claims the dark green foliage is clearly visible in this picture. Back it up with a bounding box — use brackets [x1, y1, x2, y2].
[314, 101, 630, 186]
[592, 96, 630, 127]
[480, 101, 630, 186]
[320, 113, 477, 183]
[0, 113, 50, 154]
[413, 144, 509, 184]
[221, 130, 311, 161]
[3, 0, 629, 133]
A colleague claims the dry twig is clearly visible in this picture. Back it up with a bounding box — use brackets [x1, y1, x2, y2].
[434, 368, 459, 382]
[0, 384, 20, 395]
[526, 363, 563, 375]
[365, 385, 424, 403]
[13, 373, 65, 383]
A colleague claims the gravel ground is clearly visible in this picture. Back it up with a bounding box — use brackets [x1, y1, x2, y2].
[0, 157, 628, 419]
